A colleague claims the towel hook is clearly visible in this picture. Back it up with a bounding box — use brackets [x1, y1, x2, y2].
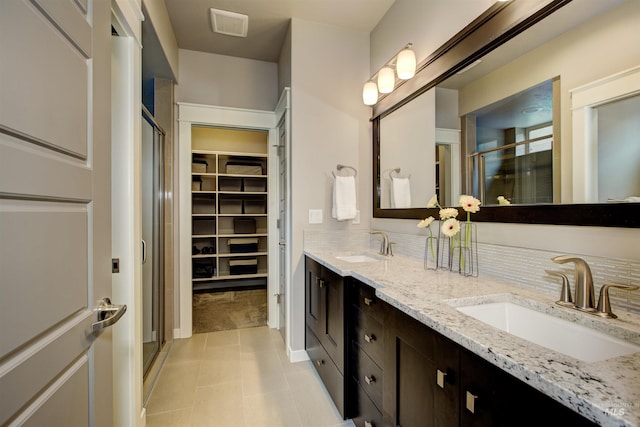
[332, 164, 357, 178]
[389, 168, 401, 178]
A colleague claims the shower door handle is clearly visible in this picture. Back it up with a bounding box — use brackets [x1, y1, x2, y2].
[142, 239, 147, 264]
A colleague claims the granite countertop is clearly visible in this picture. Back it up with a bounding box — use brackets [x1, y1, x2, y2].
[304, 249, 640, 427]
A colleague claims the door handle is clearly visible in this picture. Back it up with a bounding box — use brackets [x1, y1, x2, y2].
[92, 297, 127, 331]
[142, 239, 147, 264]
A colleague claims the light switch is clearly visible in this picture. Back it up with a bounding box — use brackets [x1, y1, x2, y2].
[309, 209, 323, 224]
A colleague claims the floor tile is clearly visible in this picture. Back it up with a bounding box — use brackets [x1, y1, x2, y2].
[165, 334, 207, 364]
[205, 329, 240, 348]
[190, 382, 245, 427]
[145, 408, 192, 427]
[243, 389, 302, 427]
[146, 360, 201, 415]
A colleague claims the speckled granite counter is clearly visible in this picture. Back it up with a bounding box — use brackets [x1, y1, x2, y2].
[305, 249, 640, 427]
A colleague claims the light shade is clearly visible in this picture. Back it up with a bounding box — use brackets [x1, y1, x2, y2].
[362, 81, 378, 105]
[396, 47, 416, 79]
[377, 66, 395, 93]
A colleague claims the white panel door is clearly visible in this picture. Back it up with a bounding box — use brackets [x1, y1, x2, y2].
[0, 0, 118, 426]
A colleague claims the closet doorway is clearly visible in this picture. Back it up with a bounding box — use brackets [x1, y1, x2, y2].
[142, 107, 166, 376]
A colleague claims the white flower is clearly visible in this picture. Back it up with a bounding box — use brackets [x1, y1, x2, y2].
[426, 194, 439, 208]
[459, 195, 481, 213]
[439, 207, 458, 220]
[441, 218, 460, 237]
[417, 216, 435, 228]
[497, 195, 511, 206]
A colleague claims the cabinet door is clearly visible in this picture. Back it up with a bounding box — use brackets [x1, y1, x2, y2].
[383, 310, 459, 427]
[305, 257, 323, 337]
[322, 267, 345, 372]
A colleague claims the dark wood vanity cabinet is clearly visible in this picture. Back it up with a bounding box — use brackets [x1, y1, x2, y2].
[305, 257, 347, 418]
[349, 280, 386, 427]
[383, 307, 460, 427]
[306, 260, 598, 426]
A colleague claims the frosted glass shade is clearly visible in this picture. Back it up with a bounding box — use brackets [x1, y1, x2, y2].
[377, 67, 395, 93]
[396, 48, 416, 79]
[362, 81, 378, 105]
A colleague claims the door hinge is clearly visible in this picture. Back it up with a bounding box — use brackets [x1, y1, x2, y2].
[112, 258, 120, 273]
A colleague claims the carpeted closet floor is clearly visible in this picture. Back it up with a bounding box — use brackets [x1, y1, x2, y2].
[192, 288, 267, 334]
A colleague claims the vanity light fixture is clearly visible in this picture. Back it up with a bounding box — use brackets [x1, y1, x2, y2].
[362, 43, 416, 106]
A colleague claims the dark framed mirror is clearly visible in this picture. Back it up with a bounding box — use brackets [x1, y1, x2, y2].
[372, 0, 640, 227]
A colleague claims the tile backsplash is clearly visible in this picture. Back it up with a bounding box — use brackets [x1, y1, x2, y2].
[304, 228, 640, 316]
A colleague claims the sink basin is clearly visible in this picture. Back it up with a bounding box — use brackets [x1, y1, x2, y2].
[335, 254, 381, 263]
[456, 301, 640, 362]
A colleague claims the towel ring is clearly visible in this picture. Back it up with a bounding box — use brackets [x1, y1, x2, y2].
[332, 164, 357, 177]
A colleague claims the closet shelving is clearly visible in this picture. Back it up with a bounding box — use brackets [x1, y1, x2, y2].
[191, 147, 268, 292]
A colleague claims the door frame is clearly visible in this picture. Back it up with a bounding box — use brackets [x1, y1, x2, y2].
[177, 103, 278, 338]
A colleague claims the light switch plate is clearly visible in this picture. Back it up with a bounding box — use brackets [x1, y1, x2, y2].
[309, 209, 323, 224]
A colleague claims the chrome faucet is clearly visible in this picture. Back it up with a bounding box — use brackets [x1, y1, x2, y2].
[370, 231, 393, 256]
[552, 255, 595, 311]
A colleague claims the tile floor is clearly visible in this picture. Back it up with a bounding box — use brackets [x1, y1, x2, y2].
[145, 326, 355, 427]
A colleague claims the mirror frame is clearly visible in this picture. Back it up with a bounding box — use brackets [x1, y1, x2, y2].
[372, 0, 640, 227]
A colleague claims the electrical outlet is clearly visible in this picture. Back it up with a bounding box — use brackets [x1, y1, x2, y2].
[309, 209, 323, 224]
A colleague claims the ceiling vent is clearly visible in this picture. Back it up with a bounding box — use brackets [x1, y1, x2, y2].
[210, 8, 248, 38]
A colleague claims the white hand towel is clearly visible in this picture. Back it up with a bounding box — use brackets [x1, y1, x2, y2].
[391, 177, 411, 208]
[332, 175, 357, 221]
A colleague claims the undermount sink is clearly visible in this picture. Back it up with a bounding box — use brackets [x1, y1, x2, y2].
[456, 300, 640, 362]
[335, 254, 382, 263]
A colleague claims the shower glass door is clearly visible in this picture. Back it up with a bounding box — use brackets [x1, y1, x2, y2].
[142, 109, 165, 376]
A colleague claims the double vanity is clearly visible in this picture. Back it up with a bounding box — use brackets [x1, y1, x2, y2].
[304, 249, 640, 426]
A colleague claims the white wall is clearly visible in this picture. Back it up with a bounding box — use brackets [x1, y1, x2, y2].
[289, 18, 371, 353]
[176, 49, 278, 111]
[278, 23, 292, 96]
[370, 0, 494, 72]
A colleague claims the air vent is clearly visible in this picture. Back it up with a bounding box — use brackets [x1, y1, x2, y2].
[210, 8, 248, 38]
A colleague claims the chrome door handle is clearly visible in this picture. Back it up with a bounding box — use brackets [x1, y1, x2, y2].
[364, 375, 376, 385]
[92, 297, 127, 331]
[364, 333, 376, 343]
[142, 239, 147, 264]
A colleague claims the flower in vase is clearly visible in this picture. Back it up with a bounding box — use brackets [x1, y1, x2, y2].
[426, 195, 440, 208]
[459, 195, 481, 213]
[497, 195, 511, 206]
[441, 218, 460, 237]
[417, 216, 435, 228]
[439, 207, 459, 220]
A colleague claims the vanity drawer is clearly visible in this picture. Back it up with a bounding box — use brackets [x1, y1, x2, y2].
[351, 378, 384, 427]
[351, 341, 383, 409]
[350, 281, 385, 324]
[306, 326, 345, 418]
[352, 306, 384, 366]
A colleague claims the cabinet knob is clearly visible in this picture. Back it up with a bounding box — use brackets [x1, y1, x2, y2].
[364, 333, 376, 343]
[316, 359, 325, 367]
[465, 391, 478, 414]
[364, 421, 374, 427]
[364, 375, 376, 385]
[364, 297, 373, 306]
[436, 369, 447, 389]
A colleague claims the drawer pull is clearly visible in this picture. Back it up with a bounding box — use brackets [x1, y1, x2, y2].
[364, 421, 374, 427]
[316, 359, 325, 367]
[364, 333, 376, 343]
[436, 369, 447, 389]
[316, 278, 325, 288]
[364, 297, 373, 306]
[466, 391, 478, 414]
[364, 375, 376, 385]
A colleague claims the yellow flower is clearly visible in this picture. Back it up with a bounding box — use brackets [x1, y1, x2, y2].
[497, 195, 511, 206]
[417, 216, 435, 228]
[459, 195, 481, 213]
[441, 218, 460, 237]
[426, 194, 439, 208]
[439, 207, 458, 220]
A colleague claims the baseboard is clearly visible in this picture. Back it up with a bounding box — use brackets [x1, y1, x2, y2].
[173, 327, 191, 339]
[288, 348, 310, 363]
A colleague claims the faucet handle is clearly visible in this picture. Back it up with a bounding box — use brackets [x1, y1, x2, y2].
[546, 270, 573, 307]
[595, 283, 639, 319]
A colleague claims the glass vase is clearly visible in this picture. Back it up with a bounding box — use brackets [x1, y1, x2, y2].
[457, 222, 478, 277]
[435, 223, 455, 271]
[424, 232, 438, 270]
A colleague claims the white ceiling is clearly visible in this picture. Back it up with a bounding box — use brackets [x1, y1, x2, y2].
[162, 0, 396, 62]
